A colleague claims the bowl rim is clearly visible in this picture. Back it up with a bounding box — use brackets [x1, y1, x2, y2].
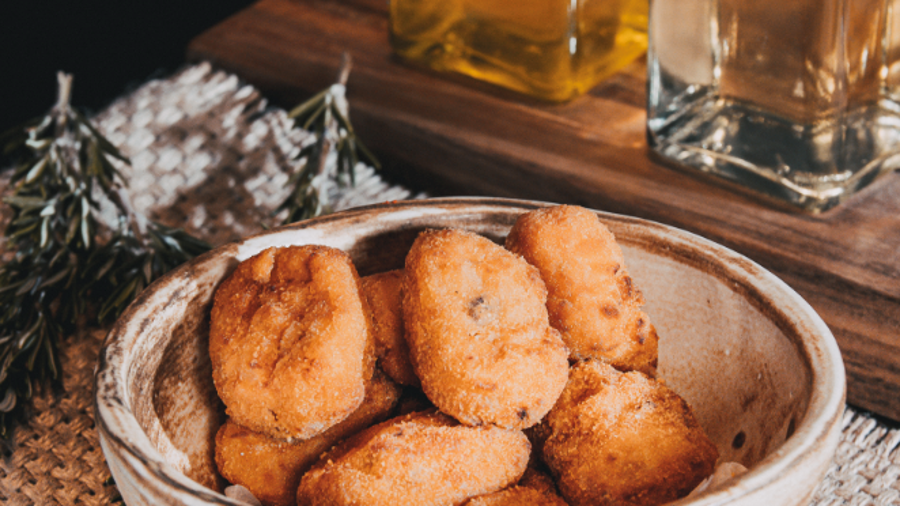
[94, 196, 846, 505]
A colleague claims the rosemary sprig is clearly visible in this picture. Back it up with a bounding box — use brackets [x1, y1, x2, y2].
[0, 72, 210, 436]
[277, 53, 380, 223]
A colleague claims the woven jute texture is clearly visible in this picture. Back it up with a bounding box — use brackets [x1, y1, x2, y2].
[0, 63, 897, 505]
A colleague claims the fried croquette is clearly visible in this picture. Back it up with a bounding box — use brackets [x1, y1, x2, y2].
[214, 369, 401, 506]
[464, 468, 569, 506]
[505, 205, 659, 374]
[296, 410, 531, 506]
[542, 360, 718, 506]
[209, 245, 375, 440]
[403, 229, 569, 429]
[360, 269, 419, 386]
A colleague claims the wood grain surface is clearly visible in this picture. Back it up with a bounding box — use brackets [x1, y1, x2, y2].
[187, 0, 900, 420]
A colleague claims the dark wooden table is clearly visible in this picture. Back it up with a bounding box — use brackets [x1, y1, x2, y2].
[187, 0, 900, 421]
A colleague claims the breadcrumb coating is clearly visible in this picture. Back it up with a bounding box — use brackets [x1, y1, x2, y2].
[543, 360, 718, 506]
[464, 468, 569, 506]
[403, 229, 569, 429]
[296, 410, 530, 506]
[505, 205, 658, 374]
[209, 245, 375, 440]
[361, 269, 419, 386]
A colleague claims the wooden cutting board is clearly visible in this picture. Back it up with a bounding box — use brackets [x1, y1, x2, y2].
[188, 0, 900, 420]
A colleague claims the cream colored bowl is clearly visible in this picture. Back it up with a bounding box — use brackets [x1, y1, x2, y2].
[94, 198, 845, 505]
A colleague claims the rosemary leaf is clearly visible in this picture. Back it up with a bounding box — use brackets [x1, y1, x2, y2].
[38, 266, 70, 290]
[73, 110, 130, 164]
[24, 157, 49, 184]
[25, 326, 45, 370]
[0, 389, 15, 412]
[3, 196, 45, 209]
[288, 89, 329, 119]
[14, 277, 37, 297]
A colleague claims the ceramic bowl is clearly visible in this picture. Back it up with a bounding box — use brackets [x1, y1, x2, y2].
[94, 197, 845, 506]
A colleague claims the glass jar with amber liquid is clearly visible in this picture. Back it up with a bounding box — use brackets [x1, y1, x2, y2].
[648, 0, 900, 212]
[390, 0, 648, 102]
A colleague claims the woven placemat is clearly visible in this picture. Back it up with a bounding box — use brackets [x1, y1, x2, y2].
[0, 63, 897, 505]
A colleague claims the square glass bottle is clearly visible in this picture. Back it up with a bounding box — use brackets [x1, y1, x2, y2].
[390, 0, 648, 102]
[647, 0, 900, 212]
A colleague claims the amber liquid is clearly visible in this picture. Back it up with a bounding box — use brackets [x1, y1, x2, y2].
[647, 0, 900, 211]
[390, 0, 648, 102]
[716, 0, 887, 124]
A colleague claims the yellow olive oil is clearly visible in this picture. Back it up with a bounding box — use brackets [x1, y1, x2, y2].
[390, 0, 648, 102]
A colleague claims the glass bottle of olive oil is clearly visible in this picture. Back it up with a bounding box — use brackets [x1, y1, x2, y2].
[390, 0, 648, 102]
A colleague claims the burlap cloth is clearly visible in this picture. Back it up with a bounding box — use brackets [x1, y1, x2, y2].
[0, 63, 896, 505]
